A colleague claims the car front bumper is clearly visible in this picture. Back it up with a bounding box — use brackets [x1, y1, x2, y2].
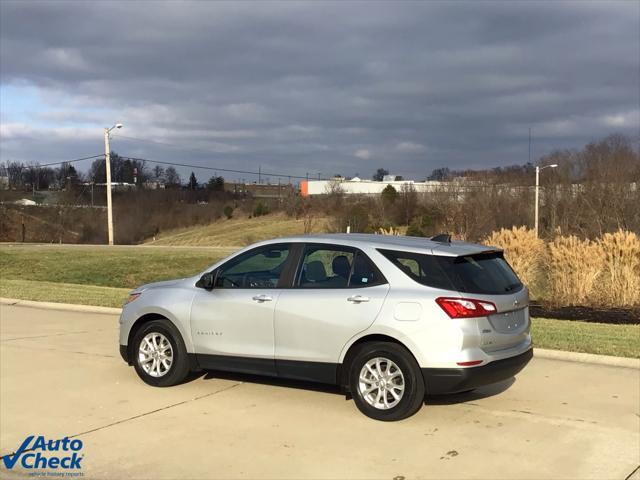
[422, 348, 533, 395]
[120, 344, 130, 365]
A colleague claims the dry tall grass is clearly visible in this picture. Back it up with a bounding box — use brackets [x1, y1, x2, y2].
[146, 213, 330, 246]
[547, 235, 604, 306]
[484, 227, 640, 307]
[596, 230, 640, 307]
[484, 227, 545, 297]
[377, 226, 402, 236]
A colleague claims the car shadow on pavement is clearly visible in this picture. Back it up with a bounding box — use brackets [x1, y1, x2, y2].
[189, 370, 516, 405]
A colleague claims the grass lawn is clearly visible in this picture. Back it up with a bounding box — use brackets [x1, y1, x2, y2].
[531, 318, 639, 358]
[0, 244, 234, 289]
[1, 279, 130, 308]
[1, 244, 638, 358]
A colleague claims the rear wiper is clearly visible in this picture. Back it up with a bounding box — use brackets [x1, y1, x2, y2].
[504, 283, 522, 292]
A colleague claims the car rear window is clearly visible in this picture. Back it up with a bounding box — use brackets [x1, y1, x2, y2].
[378, 249, 523, 295]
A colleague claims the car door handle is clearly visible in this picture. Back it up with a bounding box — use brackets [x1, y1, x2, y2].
[347, 295, 370, 303]
[252, 294, 273, 302]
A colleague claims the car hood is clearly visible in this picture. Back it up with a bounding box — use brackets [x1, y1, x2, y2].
[133, 278, 189, 293]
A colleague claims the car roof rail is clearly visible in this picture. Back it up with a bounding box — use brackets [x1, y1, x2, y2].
[430, 233, 451, 243]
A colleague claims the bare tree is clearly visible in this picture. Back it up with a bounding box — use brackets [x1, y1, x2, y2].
[165, 167, 181, 187]
[6, 162, 23, 188]
[324, 179, 345, 212]
[153, 165, 165, 181]
[399, 183, 418, 225]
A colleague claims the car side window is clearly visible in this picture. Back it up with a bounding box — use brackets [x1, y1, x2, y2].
[350, 251, 385, 287]
[215, 244, 290, 289]
[397, 258, 421, 277]
[296, 245, 385, 288]
[378, 249, 455, 290]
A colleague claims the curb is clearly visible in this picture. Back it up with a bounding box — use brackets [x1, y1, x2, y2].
[0, 298, 122, 315]
[534, 348, 639, 369]
[1, 297, 638, 369]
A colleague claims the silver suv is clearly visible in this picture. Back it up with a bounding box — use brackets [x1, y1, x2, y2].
[119, 234, 532, 421]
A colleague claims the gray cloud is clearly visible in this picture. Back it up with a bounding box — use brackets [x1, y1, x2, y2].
[1, 0, 638, 180]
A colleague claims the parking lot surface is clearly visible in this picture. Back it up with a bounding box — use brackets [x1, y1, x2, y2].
[1, 304, 639, 479]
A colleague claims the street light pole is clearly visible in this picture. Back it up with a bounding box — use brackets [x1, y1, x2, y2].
[534, 164, 558, 238]
[103, 123, 122, 245]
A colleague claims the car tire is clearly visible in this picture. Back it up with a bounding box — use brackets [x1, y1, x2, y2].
[349, 341, 425, 421]
[132, 319, 190, 387]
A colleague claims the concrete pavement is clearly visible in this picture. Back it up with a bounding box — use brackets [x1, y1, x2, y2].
[1, 304, 638, 479]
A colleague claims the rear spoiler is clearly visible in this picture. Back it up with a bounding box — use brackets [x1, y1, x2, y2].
[428, 236, 504, 257]
[428, 232, 505, 257]
[430, 233, 451, 243]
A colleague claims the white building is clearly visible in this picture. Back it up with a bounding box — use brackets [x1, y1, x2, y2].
[300, 177, 452, 196]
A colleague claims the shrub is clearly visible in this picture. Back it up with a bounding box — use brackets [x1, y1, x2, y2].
[253, 202, 270, 217]
[484, 227, 546, 298]
[596, 230, 640, 307]
[405, 222, 424, 237]
[223, 205, 234, 219]
[547, 235, 604, 306]
[381, 184, 398, 205]
[329, 201, 370, 233]
[405, 214, 433, 237]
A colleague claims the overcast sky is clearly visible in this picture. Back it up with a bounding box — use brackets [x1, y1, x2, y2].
[1, 0, 638, 182]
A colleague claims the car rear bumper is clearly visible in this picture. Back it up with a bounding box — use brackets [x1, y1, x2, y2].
[422, 348, 533, 395]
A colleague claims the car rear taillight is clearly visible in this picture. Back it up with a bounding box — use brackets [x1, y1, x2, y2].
[435, 297, 497, 319]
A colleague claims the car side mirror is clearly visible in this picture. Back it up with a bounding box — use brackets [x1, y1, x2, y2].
[196, 272, 215, 290]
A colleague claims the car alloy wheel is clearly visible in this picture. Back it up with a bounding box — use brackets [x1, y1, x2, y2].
[138, 332, 173, 378]
[349, 341, 425, 421]
[358, 357, 405, 410]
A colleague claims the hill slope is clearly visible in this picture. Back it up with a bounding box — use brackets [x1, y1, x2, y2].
[145, 213, 330, 247]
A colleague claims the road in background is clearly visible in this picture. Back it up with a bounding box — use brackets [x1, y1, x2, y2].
[1, 304, 638, 479]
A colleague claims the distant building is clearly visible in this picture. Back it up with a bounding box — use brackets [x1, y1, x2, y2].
[224, 182, 295, 198]
[87, 182, 136, 191]
[300, 178, 451, 196]
[142, 180, 165, 190]
[382, 174, 404, 182]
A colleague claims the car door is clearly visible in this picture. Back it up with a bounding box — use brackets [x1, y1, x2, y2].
[274, 244, 389, 383]
[190, 243, 294, 375]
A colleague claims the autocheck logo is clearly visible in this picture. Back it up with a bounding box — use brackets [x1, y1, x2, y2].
[2, 435, 84, 472]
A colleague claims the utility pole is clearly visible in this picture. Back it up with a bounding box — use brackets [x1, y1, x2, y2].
[103, 123, 122, 245]
[534, 164, 558, 237]
[534, 166, 539, 238]
[258, 165, 262, 184]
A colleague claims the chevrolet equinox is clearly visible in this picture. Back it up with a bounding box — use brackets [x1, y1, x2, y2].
[119, 234, 532, 421]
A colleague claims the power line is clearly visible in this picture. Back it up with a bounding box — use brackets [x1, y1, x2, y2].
[112, 134, 257, 160]
[111, 134, 332, 181]
[111, 134, 197, 150]
[3, 154, 105, 170]
[120, 155, 330, 181]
